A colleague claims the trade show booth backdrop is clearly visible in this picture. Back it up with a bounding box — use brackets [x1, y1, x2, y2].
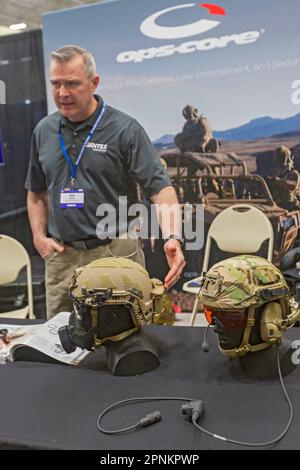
[41, 0, 300, 291]
[0, 29, 47, 215]
[42, 0, 300, 141]
[0, 30, 48, 318]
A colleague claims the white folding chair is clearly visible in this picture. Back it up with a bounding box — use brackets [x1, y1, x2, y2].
[0, 234, 35, 319]
[183, 204, 274, 326]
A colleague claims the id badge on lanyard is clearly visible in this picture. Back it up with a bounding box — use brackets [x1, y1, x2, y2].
[60, 180, 84, 208]
[58, 101, 106, 209]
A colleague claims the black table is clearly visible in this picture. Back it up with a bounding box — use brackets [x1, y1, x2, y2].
[0, 323, 300, 450]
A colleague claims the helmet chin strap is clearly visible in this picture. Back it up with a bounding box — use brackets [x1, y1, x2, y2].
[220, 341, 270, 358]
[94, 327, 139, 348]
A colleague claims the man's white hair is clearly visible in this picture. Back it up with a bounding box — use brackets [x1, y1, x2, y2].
[51, 45, 96, 80]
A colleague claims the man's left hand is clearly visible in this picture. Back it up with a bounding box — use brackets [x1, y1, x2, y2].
[163, 240, 186, 289]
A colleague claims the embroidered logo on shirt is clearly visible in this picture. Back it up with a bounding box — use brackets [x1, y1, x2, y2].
[86, 142, 108, 153]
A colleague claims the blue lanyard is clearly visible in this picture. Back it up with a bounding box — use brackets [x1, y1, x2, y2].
[58, 101, 106, 181]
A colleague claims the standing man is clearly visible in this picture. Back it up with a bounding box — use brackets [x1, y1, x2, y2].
[26, 45, 185, 318]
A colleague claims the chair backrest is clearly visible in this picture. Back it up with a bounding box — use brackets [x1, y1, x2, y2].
[0, 234, 34, 318]
[202, 204, 274, 272]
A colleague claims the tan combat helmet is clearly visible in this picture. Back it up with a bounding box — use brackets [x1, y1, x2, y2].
[199, 255, 300, 357]
[69, 257, 165, 347]
[275, 146, 293, 166]
[182, 104, 198, 120]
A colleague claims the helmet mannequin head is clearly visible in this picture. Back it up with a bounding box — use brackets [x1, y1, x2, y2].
[60, 257, 165, 352]
[200, 255, 300, 358]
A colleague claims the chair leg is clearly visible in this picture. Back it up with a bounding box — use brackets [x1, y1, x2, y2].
[190, 296, 200, 326]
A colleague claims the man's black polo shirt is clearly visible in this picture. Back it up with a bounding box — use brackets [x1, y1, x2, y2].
[25, 97, 171, 241]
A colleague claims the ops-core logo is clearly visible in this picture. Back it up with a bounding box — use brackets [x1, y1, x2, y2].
[140, 3, 226, 40]
[116, 2, 261, 64]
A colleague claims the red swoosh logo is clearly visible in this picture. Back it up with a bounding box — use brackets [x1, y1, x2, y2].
[199, 3, 226, 15]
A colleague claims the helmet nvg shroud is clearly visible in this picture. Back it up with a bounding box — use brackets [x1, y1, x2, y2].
[199, 255, 300, 357]
[59, 257, 165, 353]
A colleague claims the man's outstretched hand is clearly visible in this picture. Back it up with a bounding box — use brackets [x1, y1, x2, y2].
[163, 240, 186, 289]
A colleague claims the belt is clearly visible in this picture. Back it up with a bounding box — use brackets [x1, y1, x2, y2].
[58, 238, 112, 250]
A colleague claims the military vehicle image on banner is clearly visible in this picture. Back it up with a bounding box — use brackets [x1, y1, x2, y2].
[155, 106, 297, 290]
[166, 150, 299, 261]
[143, 145, 300, 312]
[139, 94, 300, 313]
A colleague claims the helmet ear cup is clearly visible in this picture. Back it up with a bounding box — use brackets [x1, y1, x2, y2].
[97, 305, 135, 340]
[260, 301, 283, 344]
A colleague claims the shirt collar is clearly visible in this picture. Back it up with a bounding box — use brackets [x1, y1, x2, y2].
[60, 95, 102, 131]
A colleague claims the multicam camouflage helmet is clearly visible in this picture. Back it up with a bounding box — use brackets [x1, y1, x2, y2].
[69, 257, 165, 347]
[199, 255, 299, 357]
[199, 255, 290, 309]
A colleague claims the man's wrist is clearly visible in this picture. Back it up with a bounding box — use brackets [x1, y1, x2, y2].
[164, 234, 184, 246]
[33, 234, 48, 245]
